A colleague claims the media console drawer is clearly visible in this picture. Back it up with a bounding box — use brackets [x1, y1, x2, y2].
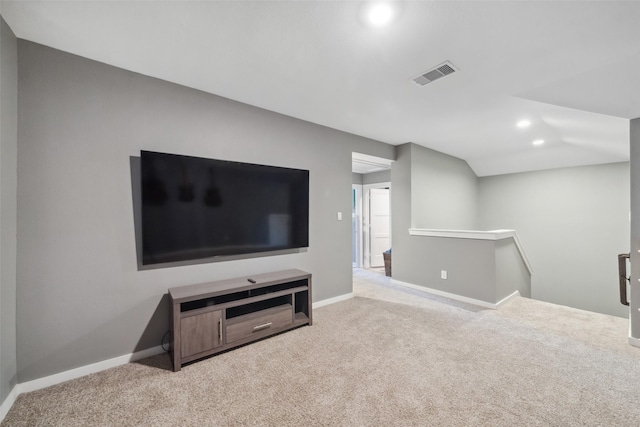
[226, 304, 293, 344]
[169, 269, 312, 371]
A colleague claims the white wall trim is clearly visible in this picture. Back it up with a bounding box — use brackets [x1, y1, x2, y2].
[0, 385, 19, 422]
[408, 228, 518, 240]
[18, 345, 165, 395]
[496, 290, 521, 307]
[408, 228, 533, 275]
[391, 278, 519, 309]
[313, 292, 354, 309]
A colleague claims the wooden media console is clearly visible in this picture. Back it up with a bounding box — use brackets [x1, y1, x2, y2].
[169, 269, 312, 371]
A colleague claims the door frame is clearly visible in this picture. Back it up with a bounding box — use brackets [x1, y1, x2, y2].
[352, 184, 363, 268]
[363, 182, 391, 268]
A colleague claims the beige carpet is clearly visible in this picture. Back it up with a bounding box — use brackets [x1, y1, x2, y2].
[4, 269, 640, 426]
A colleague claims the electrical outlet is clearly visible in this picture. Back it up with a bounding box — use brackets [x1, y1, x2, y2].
[441, 270, 447, 280]
[337, 212, 342, 221]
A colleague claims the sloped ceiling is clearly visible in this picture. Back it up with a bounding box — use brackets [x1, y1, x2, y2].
[2, 0, 639, 176]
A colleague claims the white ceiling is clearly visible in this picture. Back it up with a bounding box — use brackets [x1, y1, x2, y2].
[2, 0, 639, 176]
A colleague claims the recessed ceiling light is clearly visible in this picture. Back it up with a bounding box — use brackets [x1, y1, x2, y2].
[517, 120, 531, 128]
[533, 139, 545, 146]
[368, 3, 394, 27]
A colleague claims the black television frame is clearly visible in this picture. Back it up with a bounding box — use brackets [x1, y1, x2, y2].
[140, 150, 309, 266]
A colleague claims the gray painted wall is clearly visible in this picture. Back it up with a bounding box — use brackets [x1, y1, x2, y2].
[352, 170, 390, 185]
[363, 169, 390, 185]
[495, 239, 530, 300]
[16, 41, 394, 382]
[410, 144, 478, 230]
[630, 119, 640, 339]
[390, 144, 412, 281]
[395, 235, 499, 303]
[479, 162, 630, 318]
[0, 16, 18, 404]
[391, 143, 497, 300]
[393, 142, 622, 317]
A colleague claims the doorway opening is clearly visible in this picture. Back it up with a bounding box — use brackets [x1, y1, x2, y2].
[352, 152, 393, 272]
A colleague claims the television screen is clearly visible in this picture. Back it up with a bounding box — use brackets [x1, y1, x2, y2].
[140, 150, 309, 265]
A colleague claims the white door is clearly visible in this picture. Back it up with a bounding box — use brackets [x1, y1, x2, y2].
[369, 188, 390, 267]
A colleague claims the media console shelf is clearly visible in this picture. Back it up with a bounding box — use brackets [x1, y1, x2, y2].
[169, 269, 312, 371]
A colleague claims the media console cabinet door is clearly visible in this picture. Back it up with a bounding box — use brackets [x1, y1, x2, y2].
[180, 310, 223, 358]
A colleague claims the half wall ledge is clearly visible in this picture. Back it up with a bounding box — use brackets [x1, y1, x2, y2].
[408, 228, 533, 275]
[397, 228, 532, 306]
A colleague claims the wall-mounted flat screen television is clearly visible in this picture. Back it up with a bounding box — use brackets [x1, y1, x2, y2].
[140, 150, 309, 265]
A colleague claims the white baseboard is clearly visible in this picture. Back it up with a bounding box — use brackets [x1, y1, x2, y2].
[6, 291, 353, 402]
[0, 384, 19, 422]
[313, 292, 354, 309]
[0, 345, 165, 422]
[391, 279, 519, 309]
[3, 291, 351, 420]
[18, 345, 165, 395]
[495, 291, 521, 307]
[629, 334, 640, 349]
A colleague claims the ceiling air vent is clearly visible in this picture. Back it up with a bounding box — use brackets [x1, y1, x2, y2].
[412, 61, 458, 86]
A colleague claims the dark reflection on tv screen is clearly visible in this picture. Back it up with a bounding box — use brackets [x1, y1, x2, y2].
[141, 151, 309, 265]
